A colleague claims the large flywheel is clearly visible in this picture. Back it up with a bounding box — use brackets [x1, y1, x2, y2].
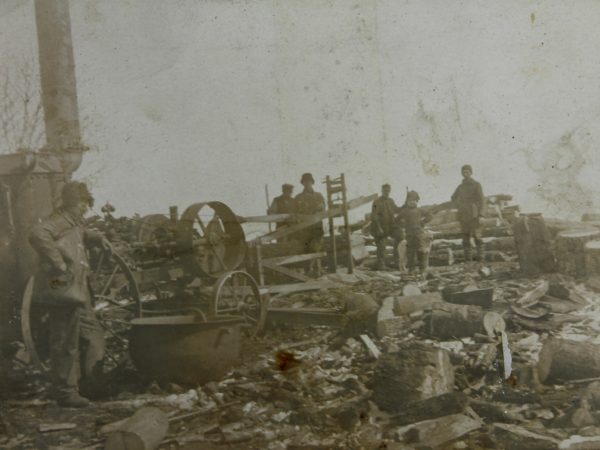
[176, 202, 247, 278]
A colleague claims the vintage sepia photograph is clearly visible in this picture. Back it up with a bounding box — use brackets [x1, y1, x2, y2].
[2, 1, 600, 449]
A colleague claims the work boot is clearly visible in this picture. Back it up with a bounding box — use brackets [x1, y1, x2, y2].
[476, 245, 485, 263]
[57, 393, 90, 408]
[463, 247, 472, 263]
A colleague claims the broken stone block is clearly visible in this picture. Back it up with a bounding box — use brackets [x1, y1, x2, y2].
[371, 346, 455, 412]
[377, 297, 410, 338]
[538, 338, 600, 384]
[393, 413, 481, 448]
[388, 392, 468, 426]
[494, 423, 560, 450]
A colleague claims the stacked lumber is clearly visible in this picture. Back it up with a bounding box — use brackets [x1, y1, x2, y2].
[555, 229, 600, 277]
[423, 194, 519, 240]
[584, 240, 600, 276]
[513, 214, 556, 276]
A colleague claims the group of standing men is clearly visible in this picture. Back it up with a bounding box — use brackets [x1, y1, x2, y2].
[267, 173, 327, 274]
[371, 164, 485, 273]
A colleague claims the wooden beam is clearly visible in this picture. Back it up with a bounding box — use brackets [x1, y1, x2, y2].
[267, 307, 346, 328]
[360, 334, 381, 359]
[262, 252, 327, 266]
[261, 261, 311, 282]
[253, 194, 377, 244]
[238, 214, 293, 223]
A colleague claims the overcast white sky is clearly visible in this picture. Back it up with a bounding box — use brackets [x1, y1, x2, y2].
[1, 0, 599, 220]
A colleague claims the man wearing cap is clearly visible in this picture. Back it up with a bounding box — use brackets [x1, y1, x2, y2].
[451, 164, 486, 263]
[294, 173, 326, 274]
[29, 181, 109, 407]
[395, 190, 432, 275]
[268, 183, 296, 241]
[371, 184, 401, 270]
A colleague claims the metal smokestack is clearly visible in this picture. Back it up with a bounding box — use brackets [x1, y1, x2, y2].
[34, 0, 82, 158]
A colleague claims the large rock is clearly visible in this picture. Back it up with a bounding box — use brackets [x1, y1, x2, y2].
[371, 346, 455, 412]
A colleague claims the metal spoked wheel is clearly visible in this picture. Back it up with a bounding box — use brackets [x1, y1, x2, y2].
[21, 249, 141, 372]
[211, 270, 266, 337]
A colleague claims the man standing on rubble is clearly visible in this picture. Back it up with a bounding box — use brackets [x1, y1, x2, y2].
[29, 181, 109, 408]
[294, 173, 326, 275]
[371, 184, 401, 270]
[268, 183, 296, 241]
[451, 164, 486, 263]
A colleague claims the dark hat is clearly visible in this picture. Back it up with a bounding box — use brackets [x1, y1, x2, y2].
[101, 202, 115, 213]
[61, 181, 94, 208]
[407, 190, 420, 201]
[461, 164, 473, 173]
[382, 183, 391, 190]
[300, 173, 315, 184]
[282, 183, 294, 191]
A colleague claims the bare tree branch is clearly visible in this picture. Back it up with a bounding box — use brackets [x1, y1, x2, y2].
[0, 55, 45, 153]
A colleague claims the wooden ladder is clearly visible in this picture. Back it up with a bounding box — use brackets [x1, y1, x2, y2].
[324, 173, 353, 274]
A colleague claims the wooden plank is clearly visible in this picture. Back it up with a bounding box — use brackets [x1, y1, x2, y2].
[253, 194, 377, 244]
[39, 423, 77, 433]
[262, 280, 339, 295]
[238, 214, 293, 223]
[359, 334, 381, 359]
[267, 307, 345, 328]
[262, 252, 327, 266]
[261, 261, 311, 282]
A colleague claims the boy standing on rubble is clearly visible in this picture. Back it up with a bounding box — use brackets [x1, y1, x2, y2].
[451, 164, 486, 263]
[395, 190, 432, 276]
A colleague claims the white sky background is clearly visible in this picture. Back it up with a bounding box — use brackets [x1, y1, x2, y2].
[1, 0, 600, 220]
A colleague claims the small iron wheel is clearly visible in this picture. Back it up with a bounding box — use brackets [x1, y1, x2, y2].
[211, 270, 266, 337]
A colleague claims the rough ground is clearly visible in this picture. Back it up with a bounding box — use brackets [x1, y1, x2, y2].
[3, 258, 600, 449]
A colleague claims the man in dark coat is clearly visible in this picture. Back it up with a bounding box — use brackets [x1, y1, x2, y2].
[371, 184, 401, 269]
[395, 190, 432, 274]
[451, 164, 486, 262]
[294, 173, 326, 274]
[268, 183, 296, 241]
[29, 181, 109, 407]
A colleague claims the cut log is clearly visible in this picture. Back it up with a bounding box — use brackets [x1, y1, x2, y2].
[104, 407, 169, 450]
[427, 303, 487, 339]
[555, 229, 600, 277]
[494, 423, 559, 450]
[584, 240, 600, 277]
[442, 285, 494, 308]
[393, 413, 481, 448]
[538, 339, 600, 384]
[513, 214, 556, 276]
[388, 392, 468, 426]
[393, 292, 443, 316]
[371, 347, 454, 412]
[517, 280, 549, 307]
